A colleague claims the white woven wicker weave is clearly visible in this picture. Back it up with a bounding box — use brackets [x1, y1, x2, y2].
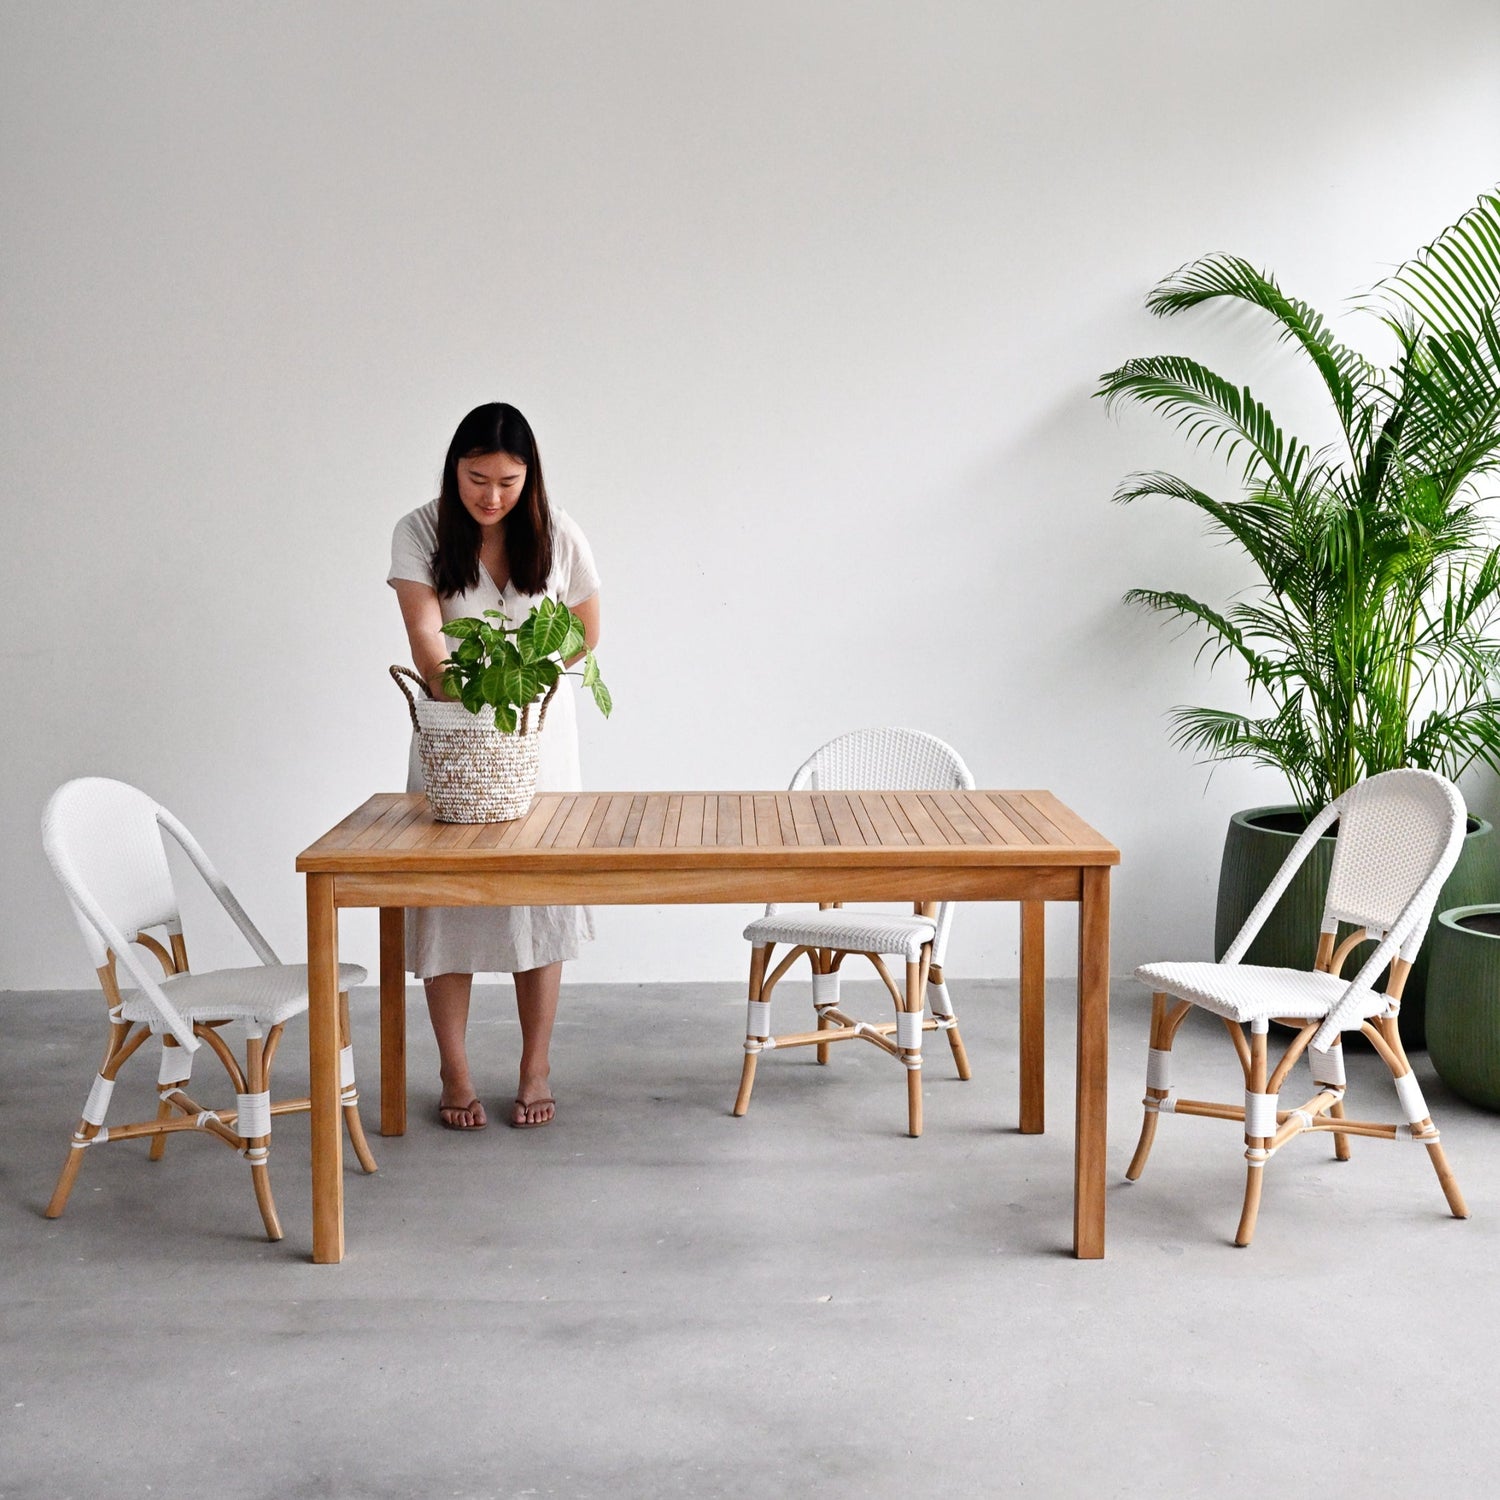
[744, 909, 937, 961]
[734, 728, 976, 1137]
[40, 777, 377, 1240]
[1127, 768, 1470, 1246]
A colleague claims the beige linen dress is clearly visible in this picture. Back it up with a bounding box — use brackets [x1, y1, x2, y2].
[387, 501, 600, 977]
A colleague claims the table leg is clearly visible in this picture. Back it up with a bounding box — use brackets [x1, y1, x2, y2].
[307, 873, 344, 1264]
[1073, 865, 1111, 1259]
[1019, 900, 1045, 1133]
[379, 907, 407, 1136]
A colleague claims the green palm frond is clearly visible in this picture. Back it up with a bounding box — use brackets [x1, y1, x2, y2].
[1393, 319, 1500, 503]
[1167, 699, 1326, 811]
[1123, 587, 1280, 685]
[1112, 471, 1303, 582]
[1098, 355, 1312, 495]
[1146, 253, 1381, 439]
[1376, 193, 1500, 339]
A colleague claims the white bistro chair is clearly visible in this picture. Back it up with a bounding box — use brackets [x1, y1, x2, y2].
[41, 777, 377, 1241]
[1128, 768, 1469, 1246]
[733, 729, 974, 1137]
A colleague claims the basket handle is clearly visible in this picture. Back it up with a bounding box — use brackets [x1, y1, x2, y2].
[523, 677, 563, 736]
[389, 665, 432, 732]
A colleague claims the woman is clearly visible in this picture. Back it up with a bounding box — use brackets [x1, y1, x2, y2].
[389, 402, 601, 1131]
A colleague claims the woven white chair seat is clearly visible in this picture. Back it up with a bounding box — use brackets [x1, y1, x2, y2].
[121, 962, 368, 1029]
[1135, 960, 1386, 1027]
[743, 908, 937, 961]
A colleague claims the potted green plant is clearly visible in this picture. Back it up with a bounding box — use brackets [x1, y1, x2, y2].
[1099, 191, 1500, 1042]
[391, 597, 611, 824]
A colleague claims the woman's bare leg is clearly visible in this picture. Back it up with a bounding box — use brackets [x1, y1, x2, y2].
[425, 972, 486, 1128]
[512, 962, 562, 1125]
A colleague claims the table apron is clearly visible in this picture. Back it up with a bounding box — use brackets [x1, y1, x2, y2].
[331, 865, 1084, 908]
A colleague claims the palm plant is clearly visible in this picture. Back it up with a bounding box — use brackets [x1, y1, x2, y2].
[1100, 191, 1500, 815]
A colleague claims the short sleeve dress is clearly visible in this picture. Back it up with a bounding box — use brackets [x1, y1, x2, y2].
[387, 501, 600, 977]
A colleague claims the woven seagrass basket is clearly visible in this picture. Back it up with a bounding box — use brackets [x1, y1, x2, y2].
[390, 666, 558, 823]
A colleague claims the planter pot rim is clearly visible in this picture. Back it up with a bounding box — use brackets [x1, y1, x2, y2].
[1437, 904, 1500, 937]
[1232, 805, 1492, 841]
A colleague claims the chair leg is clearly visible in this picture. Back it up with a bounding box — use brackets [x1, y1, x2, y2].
[148, 1099, 173, 1161]
[903, 958, 925, 1138]
[150, 1035, 190, 1163]
[733, 945, 772, 1117]
[1374, 1017, 1468, 1219]
[244, 1030, 282, 1243]
[1328, 1100, 1352, 1162]
[1235, 1159, 1266, 1248]
[338, 991, 379, 1174]
[927, 965, 971, 1081]
[1126, 993, 1171, 1182]
[812, 954, 839, 1065]
[1235, 1022, 1271, 1247]
[45, 1135, 90, 1220]
[47, 1027, 133, 1219]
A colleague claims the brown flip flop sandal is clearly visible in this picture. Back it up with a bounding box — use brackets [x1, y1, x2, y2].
[509, 1097, 555, 1129]
[437, 1098, 487, 1131]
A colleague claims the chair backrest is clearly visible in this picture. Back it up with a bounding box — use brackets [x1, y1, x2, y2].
[43, 778, 183, 971]
[1321, 769, 1467, 957]
[42, 778, 279, 1050]
[789, 728, 975, 793]
[1223, 767, 1466, 975]
[776, 731, 974, 961]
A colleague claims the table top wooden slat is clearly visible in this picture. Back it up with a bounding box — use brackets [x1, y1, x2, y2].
[1023, 790, 1110, 847]
[595, 793, 633, 848]
[580, 793, 613, 850]
[636, 794, 671, 848]
[790, 795, 823, 846]
[716, 795, 742, 846]
[555, 793, 600, 850]
[959, 792, 1029, 845]
[993, 792, 1069, 846]
[620, 795, 648, 847]
[676, 793, 706, 847]
[775, 793, 799, 846]
[861, 794, 911, 846]
[929, 793, 990, 846]
[309, 795, 399, 850]
[754, 794, 783, 848]
[297, 791, 1118, 872]
[825, 792, 867, 846]
[891, 792, 950, 846]
[346, 798, 426, 851]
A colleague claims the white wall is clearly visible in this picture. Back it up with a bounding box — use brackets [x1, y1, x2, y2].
[4, 0, 1499, 988]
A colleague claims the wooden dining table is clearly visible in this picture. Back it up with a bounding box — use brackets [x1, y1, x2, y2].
[297, 788, 1119, 1262]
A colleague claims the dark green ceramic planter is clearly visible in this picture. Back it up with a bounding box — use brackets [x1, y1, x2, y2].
[1427, 906, 1500, 1110]
[1213, 806, 1498, 1049]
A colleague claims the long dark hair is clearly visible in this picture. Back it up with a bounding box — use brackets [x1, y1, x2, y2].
[432, 402, 555, 598]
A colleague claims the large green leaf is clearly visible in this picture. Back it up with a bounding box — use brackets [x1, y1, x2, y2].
[517, 598, 573, 662]
[582, 650, 612, 716]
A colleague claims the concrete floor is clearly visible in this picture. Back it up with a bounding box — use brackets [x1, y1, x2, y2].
[3, 978, 1498, 1499]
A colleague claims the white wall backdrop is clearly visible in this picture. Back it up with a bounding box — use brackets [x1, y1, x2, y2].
[4, 0, 1498, 988]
